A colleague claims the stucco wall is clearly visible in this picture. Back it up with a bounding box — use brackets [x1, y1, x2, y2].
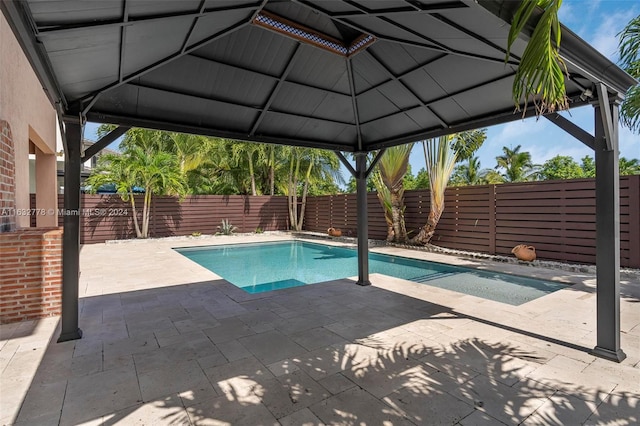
[0, 13, 57, 228]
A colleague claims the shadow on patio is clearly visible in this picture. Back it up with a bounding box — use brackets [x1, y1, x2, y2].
[8, 277, 639, 425]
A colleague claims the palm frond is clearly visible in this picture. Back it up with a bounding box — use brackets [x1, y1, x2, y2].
[507, 0, 568, 115]
[424, 137, 458, 213]
[378, 144, 414, 190]
[620, 85, 640, 133]
[618, 16, 640, 133]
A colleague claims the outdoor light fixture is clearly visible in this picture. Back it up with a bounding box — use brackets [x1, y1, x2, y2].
[580, 88, 594, 101]
[253, 11, 375, 57]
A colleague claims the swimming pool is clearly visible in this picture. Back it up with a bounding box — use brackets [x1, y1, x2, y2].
[175, 241, 567, 305]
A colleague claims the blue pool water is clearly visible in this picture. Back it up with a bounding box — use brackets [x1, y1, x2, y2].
[175, 241, 567, 305]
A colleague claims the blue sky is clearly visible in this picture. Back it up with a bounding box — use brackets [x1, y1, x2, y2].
[423, 0, 639, 175]
[85, 0, 639, 178]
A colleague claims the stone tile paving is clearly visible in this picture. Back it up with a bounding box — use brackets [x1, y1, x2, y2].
[1, 234, 638, 425]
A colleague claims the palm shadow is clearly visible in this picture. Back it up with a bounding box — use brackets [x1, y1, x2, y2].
[10, 278, 639, 425]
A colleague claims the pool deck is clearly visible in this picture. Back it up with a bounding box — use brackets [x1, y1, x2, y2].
[1, 233, 639, 425]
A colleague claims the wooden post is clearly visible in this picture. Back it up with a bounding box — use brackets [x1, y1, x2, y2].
[488, 184, 496, 255]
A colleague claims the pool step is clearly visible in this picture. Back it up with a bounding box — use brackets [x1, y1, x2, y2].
[411, 271, 458, 283]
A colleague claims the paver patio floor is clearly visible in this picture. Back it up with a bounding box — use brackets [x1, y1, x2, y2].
[1, 234, 639, 425]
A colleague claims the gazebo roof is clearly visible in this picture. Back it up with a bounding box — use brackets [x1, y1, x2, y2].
[2, 0, 636, 151]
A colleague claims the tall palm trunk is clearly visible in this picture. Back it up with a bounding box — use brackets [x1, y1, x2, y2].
[129, 191, 142, 238]
[247, 151, 257, 196]
[269, 145, 275, 196]
[411, 137, 457, 246]
[412, 208, 441, 245]
[287, 155, 300, 230]
[296, 161, 313, 231]
[390, 189, 407, 243]
[375, 144, 413, 243]
[141, 187, 152, 238]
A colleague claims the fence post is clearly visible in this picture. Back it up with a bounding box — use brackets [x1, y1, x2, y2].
[628, 175, 640, 268]
[488, 185, 496, 254]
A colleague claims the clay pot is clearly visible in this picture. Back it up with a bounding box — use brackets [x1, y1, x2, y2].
[512, 244, 536, 262]
[327, 227, 342, 237]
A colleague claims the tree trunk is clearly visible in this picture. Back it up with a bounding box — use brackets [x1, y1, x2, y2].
[129, 192, 142, 238]
[385, 214, 394, 242]
[141, 189, 151, 238]
[248, 152, 257, 196]
[287, 156, 298, 230]
[390, 189, 407, 243]
[269, 146, 275, 196]
[296, 162, 313, 231]
[411, 209, 441, 245]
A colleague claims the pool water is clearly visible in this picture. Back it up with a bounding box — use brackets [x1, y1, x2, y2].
[175, 241, 567, 305]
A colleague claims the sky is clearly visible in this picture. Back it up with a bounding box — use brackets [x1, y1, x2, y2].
[84, 0, 639, 179]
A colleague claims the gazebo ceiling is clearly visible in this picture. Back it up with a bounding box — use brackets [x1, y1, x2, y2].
[2, 0, 636, 151]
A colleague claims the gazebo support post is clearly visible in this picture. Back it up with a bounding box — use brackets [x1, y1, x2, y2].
[591, 91, 626, 362]
[334, 150, 386, 287]
[57, 116, 83, 343]
[355, 152, 370, 286]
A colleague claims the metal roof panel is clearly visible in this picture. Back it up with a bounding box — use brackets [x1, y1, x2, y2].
[3, 0, 634, 151]
[122, 17, 192, 76]
[193, 26, 299, 77]
[29, 0, 121, 26]
[270, 82, 353, 123]
[138, 55, 276, 108]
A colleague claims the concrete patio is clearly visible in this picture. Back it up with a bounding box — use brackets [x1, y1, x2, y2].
[1, 234, 639, 425]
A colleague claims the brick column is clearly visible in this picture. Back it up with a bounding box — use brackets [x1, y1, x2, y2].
[0, 120, 16, 232]
[0, 228, 63, 323]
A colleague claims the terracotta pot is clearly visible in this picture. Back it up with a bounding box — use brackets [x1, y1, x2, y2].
[327, 227, 342, 237]
[512, 244, 536, 262]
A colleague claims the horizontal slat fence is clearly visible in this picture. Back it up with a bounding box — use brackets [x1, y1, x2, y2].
[30, 194, 289, 244]
[303, 175, 640, 268]
[29, 175, 639, 266]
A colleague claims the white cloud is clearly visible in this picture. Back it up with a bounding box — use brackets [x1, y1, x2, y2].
[486, 117, 549, 149]
[581, 7, 638, 61]
[558, 2, 577, 24]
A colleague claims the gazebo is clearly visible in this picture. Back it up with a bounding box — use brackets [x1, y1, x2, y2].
[2, 0, 635, 362]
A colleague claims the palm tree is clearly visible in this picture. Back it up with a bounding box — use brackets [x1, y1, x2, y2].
[118, 128, 168, 153]
[450, 130, 487, 162]
[373, 144, 413, 242]
[86, 152, 143, 237]
[87, 145, 186, 238]
[507, 0, 568, 115]
[495, 145, 539, 182]
[285, 147, 341, 231]
[618, 15, 640, 133]
[411, 136, 458, 245]
[483, 169, 506, 184]
[451, 156, 484, 186]
[169, 132, 211, 176]
[263, 144, 289, 196]
[232, 141, 265, 196]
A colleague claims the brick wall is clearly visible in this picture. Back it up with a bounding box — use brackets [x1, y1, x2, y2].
[0, 120, 16, 232]
[0, 228, 63, 323]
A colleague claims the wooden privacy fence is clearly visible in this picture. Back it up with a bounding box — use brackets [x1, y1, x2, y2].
[304, 175, 640, 268]
[29, 175, 639, 266]
[31, 194, 289, 244]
